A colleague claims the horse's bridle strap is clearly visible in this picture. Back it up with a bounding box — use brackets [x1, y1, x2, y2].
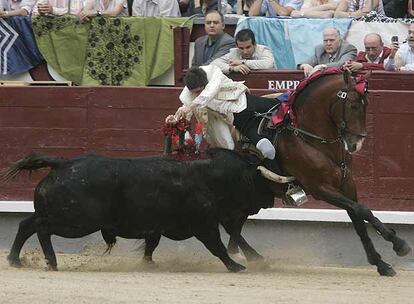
[286, 124, 341, 145]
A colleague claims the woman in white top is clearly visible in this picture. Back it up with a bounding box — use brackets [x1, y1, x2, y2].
[334, 0, 385, 18]
[0, 0, 35, 17]
[79, 0, 128, 22]
[291, 0, 340, 18]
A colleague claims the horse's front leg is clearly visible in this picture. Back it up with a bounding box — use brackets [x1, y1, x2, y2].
[321, 189, 411, 276]
[346, 210, 395, 276]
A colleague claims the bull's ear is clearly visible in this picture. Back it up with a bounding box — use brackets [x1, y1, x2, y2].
[343, 69, 356, 90]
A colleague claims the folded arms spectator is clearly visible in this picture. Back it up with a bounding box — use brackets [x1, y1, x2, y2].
[192, 10, 236, 67]
[384, 24, 414, 71]
[248, 0, 304, 16]
[132, 0, 181, 16]
[298, 27, 357, 77]
[343, 33, 390, 72]
[291, 0, 340, 18]
[0, 0, 35, 16]
[334, 0, 385, 18]
[212, 28, 275, 74]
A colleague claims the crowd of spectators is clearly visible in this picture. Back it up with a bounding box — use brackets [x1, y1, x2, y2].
[0, 1, 413, 73]
[0, 0, 412, 18]
[193, 10, 414, 72]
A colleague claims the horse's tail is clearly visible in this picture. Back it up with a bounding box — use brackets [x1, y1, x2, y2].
[0, 153, 64, 184]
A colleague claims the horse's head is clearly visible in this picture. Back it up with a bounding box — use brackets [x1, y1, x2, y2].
[330, 70, 368, 153]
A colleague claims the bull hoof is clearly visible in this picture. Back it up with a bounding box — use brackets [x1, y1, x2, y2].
[377, 264, 396, 277]
[7, 255, 22, 268]
[393, 241, 412, 257]
[227, 262, 246, 273]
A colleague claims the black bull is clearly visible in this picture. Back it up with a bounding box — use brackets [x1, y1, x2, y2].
[4, 149, 275, 272]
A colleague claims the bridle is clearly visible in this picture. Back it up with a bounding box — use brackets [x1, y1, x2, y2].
[334, 88, 368, 140]
[286, 85, 367, 188]
[287, 87, 367, 145]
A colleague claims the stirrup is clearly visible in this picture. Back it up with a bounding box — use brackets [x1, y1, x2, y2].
[282, 183, 308, 207]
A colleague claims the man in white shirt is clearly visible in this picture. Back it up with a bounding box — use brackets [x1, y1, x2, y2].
[384, 24, 414, 72]
[212, 28, 275, 75]
[132, 0, 181, 16]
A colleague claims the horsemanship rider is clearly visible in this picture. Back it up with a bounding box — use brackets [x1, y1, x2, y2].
[165, 64, 279, 160]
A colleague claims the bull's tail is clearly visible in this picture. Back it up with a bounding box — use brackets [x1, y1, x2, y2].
[0, 153, 64, 184]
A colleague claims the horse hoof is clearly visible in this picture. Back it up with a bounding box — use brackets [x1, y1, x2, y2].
[378, 265, 396, 277]
[228, 262, 246, 273]
[7, 255, 22, 268]
[394, 241, 412, 257]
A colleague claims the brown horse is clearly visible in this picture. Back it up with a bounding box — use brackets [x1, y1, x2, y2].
[227, 69, 411, 276]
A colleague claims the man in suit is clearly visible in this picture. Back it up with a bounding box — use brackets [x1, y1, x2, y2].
[211, 28, 275, 75]
[298, 27, 357, 77]
[192, 10, 236, 67]
[343, 33, 391, 72]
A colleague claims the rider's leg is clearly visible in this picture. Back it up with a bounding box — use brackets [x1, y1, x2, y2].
[233, 93, 279, 159]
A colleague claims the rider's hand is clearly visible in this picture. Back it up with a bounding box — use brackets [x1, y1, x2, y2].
[165, 115, 177, 125]
[174, 104, 196, 119]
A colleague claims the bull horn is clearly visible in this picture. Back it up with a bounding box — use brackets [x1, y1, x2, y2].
[257, 166, 295, 183]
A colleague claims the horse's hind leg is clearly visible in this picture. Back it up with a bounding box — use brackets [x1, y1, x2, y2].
[143, 234, 161, 264]
[35, 217, 57, 271]
[324, 190, 411, 276]
[347, 211, 396, 277]
[7, 214, 37, 267]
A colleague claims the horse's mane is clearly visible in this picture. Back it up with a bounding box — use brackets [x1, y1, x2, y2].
[291, 72, 341, 112]
[292, 71, 343, 112]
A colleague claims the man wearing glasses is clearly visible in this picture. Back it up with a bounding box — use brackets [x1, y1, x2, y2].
[343, 33, 391, 72]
